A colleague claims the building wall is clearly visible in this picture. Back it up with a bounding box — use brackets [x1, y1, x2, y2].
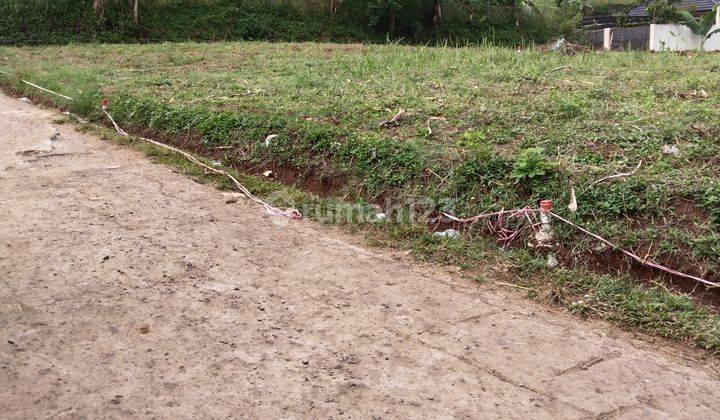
[649, 24, 703, 51]
[704, 24, 720, 51]
[648, 23, 720, 51]
[585, 22, 720, 51]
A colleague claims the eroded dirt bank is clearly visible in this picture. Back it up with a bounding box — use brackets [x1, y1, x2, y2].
[1, 94, 718, 418]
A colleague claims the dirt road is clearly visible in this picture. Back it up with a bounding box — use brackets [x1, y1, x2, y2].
[1, 93, 718, 418]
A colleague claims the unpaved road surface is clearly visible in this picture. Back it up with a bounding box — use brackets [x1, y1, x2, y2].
[1, 94, 719, 418]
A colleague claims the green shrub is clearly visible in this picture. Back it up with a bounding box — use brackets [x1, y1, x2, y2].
[702, 184, 720, 228]
[338, 135, 425, 194]
[579, 179, 666, 219]
[510, 147, 554, 182]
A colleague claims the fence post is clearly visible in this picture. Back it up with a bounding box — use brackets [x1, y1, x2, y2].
[649, 24, 656, 51]
[603, 28, 612, 50]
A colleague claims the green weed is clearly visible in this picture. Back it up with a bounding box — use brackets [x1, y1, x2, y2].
[510, 147, 555, 182]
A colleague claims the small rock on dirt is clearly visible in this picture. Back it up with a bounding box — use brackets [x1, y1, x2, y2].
[433, 229, 460, 240]
[264, 134, 278, 146]
[662, 144, 680, 156]
[546, 253, 559, 268]
[342, 355, 359, 364]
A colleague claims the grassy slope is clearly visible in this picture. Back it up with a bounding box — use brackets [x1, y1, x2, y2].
[1, 42, 719, 351]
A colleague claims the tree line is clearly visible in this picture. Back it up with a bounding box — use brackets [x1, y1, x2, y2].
[94, 0, 140, 24]
[2, 0, 569, 46]
[89, 0, 530, 36]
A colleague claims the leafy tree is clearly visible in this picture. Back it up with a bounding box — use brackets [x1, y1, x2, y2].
[358, 0, 442, 35]
[93, 0, 139, 25]
[93, 0, 105, 17]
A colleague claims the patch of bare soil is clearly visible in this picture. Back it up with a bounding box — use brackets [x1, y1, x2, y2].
[1, 94, 719, 418]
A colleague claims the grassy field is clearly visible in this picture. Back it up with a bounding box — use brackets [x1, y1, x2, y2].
[2, 41, 720, 351]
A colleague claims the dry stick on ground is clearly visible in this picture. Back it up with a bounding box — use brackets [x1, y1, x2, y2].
[427, 167, 453, 189]
[427, 167, 444, 181]
[547, 65, 572, 74]
[495, 281, 533, 290]
[549, 211, 720, 288]
[425, 116, 446, 135]
[521, 66, 572, 81]
[592, 160, 643, 186]
[378, 108, 405, 127]
[100, 107, 300, 219]
[0, 70, 75, 101]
